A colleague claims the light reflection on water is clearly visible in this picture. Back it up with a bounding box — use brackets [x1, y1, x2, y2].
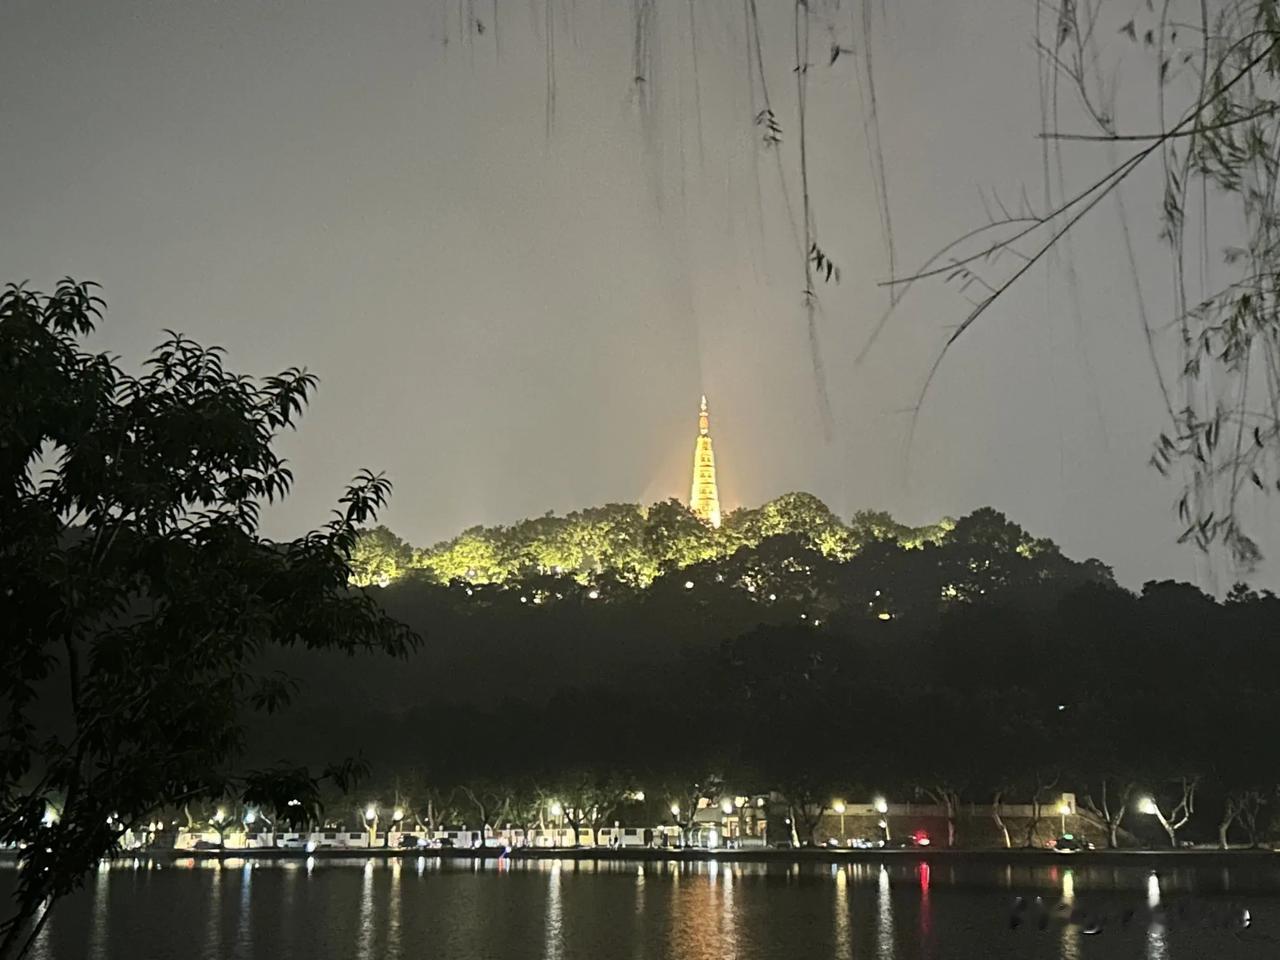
[202, 859, 221, 960]
[355, 859, 374, 960]
[1059, 868, 1079, 960]
[877, 862, 894, 960]
[87, 860, 110, 960]
[832, 865, 851, 960]
[1146, 871, 1167, 960]
[0, 855, 1274, 960]
[544, 859, 563, 960]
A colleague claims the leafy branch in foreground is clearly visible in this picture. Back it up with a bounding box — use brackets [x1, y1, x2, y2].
[0, 281, 417, 960]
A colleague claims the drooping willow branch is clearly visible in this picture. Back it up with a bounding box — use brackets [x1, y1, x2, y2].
[887, 11, 1280, 566]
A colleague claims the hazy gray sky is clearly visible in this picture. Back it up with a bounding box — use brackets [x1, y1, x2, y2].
[4, 0, 1275, 589]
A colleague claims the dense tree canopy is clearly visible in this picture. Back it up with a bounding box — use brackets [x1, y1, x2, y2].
[354, 493, 962, 589]
[267, 565, 1280, 852]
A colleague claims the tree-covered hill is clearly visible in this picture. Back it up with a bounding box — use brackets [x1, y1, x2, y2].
[349, 493, 1088, 593]
[261, 501, 1116, 765]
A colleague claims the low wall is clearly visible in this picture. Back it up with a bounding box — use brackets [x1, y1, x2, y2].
[812, 812, 1109, 849]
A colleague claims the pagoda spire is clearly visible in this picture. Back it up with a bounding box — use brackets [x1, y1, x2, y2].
[689, 394, 722, 528]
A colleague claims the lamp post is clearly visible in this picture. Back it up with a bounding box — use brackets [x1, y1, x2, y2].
[211, 808, 228, 850]
[550, 801, 564, 847]
[832, 801, 847, 843]
[388, 807, 404, 848]
[364, 804, 378, 846]
[1057, 802, 1070, 836]
[874, 797, 890, 844]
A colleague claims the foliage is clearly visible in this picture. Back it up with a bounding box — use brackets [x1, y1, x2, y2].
[0, 282, 416, 959]
[357, 494, 971, 591]
[348, 525, 411, 587]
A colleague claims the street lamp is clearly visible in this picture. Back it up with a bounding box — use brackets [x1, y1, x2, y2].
[1057, 802, 1070, 835]
[381, 807, 404, 848]
[720, 799, 736, 846]
[873, 797, 890, 843]
[832, 801, 846, 842]
[549, 801, 564, 845]
[1138, 797, 1159, 816]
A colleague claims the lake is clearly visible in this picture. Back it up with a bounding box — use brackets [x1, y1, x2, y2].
[6, 854, 1280, 959]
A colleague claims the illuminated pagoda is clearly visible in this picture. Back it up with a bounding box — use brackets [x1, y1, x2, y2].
[688, 395, 722, 528]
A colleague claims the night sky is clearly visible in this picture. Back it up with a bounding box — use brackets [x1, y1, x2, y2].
[3, 0, 1275, 589]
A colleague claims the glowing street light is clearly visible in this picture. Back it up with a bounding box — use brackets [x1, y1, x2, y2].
[873, 797, 888, 814]
[364, 804, 377, 823]
[721, 799, 735, 815]
[1057, 802, 1071, 835]
[41, 805, 58, 827]
[392, 808, 405, 823]
[669, 803, 680, 818]
[832, 800, 846, 841]
[1138, 797, 1159, 816]
[874, 798, 890, 843]
[548, 801, 565, 846]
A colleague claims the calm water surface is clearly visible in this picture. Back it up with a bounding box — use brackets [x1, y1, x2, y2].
[6, 855, 1280, 959]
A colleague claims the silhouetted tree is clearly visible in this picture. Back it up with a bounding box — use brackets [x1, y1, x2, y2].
[0, 281, 415, 960]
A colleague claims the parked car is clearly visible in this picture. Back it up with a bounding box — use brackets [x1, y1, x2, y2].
[1052, 834, 1094, 853]
[888, 831, 931, 848]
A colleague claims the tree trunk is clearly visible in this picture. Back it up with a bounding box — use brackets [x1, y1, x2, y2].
[1108, 821, 1119, 849]
[1218, 801, 1238, 851]
[1023, 798, 1040, 848]
[991, 792, 1011, 848]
